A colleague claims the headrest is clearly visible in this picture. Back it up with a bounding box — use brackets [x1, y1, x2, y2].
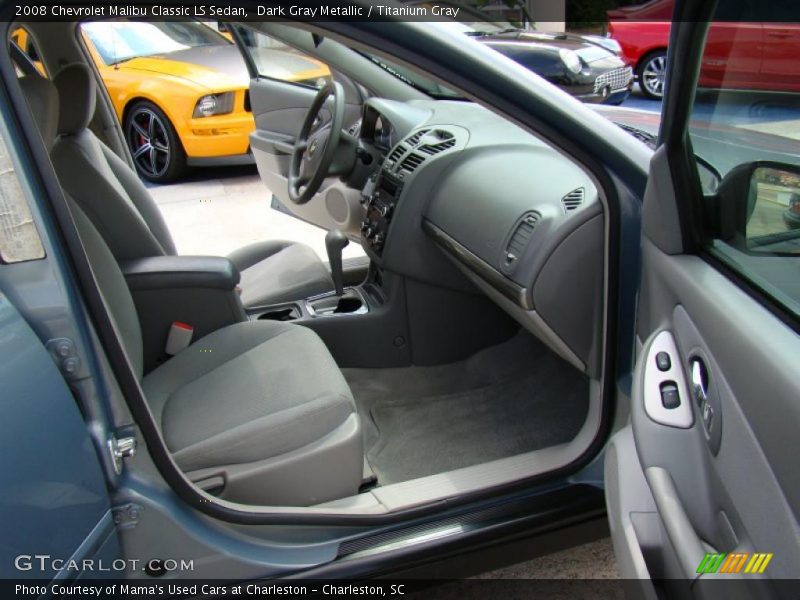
[18, 76, 59, 151]
[53, 63, 96, 136]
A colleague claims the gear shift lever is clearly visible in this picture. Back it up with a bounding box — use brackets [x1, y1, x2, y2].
[325, 229, 349, 297]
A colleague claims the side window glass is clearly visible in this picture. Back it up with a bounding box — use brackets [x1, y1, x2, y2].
[689, 0, 800, 318]
[0, 126, 45, 263]
[233, 28, 331, 89]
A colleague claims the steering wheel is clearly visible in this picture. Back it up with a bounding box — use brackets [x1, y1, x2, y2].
[288, 81, 345, 204]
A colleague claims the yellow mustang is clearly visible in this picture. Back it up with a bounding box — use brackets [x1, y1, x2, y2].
[77, 21, 330, 182]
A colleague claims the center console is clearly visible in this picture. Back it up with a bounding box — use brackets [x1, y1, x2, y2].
[121, 255, 247, 372]
[253, 286, 372, 323]
[361, 169, 403, 256]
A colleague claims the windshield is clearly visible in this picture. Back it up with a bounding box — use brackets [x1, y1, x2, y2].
[82, 21, 230, 66]
[361, 51, 464, 100]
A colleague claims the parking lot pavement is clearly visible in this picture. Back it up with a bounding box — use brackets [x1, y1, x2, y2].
[621, 85, 663, 112]
[621, 95, 662, 112]
[146, 166, 366, 263]
[477, 537, 619, 580]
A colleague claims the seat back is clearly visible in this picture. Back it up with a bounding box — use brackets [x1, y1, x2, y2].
[50, 63, 177, 261]
[20, 75, 144, 379]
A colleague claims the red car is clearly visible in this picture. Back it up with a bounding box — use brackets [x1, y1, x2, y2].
[607, 0, 800, 99]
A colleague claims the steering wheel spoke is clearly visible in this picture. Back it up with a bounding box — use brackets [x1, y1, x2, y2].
[287, 81, 347, 205]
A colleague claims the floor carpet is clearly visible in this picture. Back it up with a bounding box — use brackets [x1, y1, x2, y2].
[342, 333, 589, 484]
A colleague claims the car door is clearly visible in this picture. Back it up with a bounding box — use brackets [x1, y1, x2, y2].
[0, 118, 119, 581]
[231, 25, 365, 238]
[605, 0, 800, 597]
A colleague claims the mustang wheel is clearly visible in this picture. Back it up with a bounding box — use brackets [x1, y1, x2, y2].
[125, 101, 186, 183]
[637, 50, 668, 100]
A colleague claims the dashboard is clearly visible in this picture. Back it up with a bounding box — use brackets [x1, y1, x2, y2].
[357, 98, 605, 377]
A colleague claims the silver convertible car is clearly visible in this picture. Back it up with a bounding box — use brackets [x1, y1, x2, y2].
[1, 0, 799, 594]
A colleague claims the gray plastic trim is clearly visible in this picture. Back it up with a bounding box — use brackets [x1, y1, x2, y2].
[423, 220, 531, 309]
[439, 243, 585, 373]
[645, 466, 706, 580]
[642, 330, 693, 429]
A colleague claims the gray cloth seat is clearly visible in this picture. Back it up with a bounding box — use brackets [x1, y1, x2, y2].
[142, 320, 356, 474]
[20, 75, 363, 506]
[48, 63, 332, 308]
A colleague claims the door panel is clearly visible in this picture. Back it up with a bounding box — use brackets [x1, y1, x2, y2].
[606, 1, 800, 594]
[636, 240, 799, 576]
[248, 77, 364, 237]
[608, 215, 800, 595]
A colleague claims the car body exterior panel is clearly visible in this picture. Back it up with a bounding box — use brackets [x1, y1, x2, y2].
[606, 21, 671, 70]
[0, 295, 116, 579]
[79, 24, 329, 170]
[609, 12, 800, 93]
[482, 33, 633, 104]
[81, 36, 254, 162]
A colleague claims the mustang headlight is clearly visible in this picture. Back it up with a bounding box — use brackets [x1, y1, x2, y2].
[193, 92, 235, 118]
[559, 49, 583, 74]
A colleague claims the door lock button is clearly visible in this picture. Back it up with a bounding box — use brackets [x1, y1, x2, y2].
[660, 381, 681, 410]
[655, 351, 671, 371]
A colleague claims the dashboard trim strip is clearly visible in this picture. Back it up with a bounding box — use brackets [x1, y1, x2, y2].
[423, 219, 533, 311]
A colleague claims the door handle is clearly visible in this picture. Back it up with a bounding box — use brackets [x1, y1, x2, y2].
[690, 357, 716, 434]
[690, 357, 708, 407]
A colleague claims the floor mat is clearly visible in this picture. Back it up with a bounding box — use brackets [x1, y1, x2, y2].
[343, 333, 589, 485]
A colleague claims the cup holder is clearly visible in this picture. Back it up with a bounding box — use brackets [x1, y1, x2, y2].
[333, 296, 363, 314]
[306, 289, 368, 317]
[257, 306, 300, 322]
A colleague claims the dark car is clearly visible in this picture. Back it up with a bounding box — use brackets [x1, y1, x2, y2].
[407, 0, 633, 104]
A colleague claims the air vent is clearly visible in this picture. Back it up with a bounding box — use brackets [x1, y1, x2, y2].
[562, 188, 584, 212]
[419, 138, 456, 156]
[405, 129, 430, 146]
[387, 144, 406, 164]
[398, 152, 425, 177]
[504, 212, 539, 266]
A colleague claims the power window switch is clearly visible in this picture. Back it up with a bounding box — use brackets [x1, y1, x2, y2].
[656, 351, 671, 371]
[660, 381, 681, 410]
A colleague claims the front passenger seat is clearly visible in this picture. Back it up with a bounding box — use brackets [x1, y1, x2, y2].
[20, 75, 363, 506]
[49, 62, 334, 309]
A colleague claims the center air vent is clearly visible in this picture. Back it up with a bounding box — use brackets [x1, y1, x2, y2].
[405, 129, 431, 146]
[504, 211, 540, 267]
[419, 130, 456, 156]
[389, 129, 456, 176]
[398, 152, 425, 178]
[386, 144, 406, 164]
[562, 188, 584, 212]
